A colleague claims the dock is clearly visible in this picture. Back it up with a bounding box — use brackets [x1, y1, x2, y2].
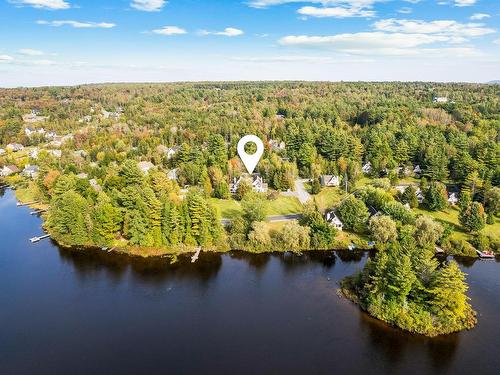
[191, 247, 202, 263]
[475, 249, 495, 259]
[29, 234, 50, 243]
[30, 209, 47, 215]
[17, 201, 40, 207]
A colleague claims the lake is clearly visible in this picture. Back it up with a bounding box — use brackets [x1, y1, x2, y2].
[0, 187, 499, 375]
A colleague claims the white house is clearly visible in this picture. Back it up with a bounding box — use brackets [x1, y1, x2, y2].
[320, 175, 340, 187]
[448, 192, 459, 205]
[6, 143, 24, 152]
[77, 173, 88, 179]
[29, 148, 39, 159]
[22, 165, 39, 179]
[325, 211, 343, 231]
[138, 161, 155, 174]
[73, 150, 87, 158]
[230, 175, 268, 194]
[269, 139, 286, 151]
[49, 150, 62, 158]
[25, 127, 45, 137]
[0, 148, 5, 155]
[164, 146, 180, 160]
[167, 168, 178, 181]
[413, 165, 422, 175]
[362, 161, 372, 174]
[433, 96, 448, 103]
[45, 131, 57, 139]
[1, 165, 20, 177]
[89, 179, 102, 192]
[22, 111, 46, 123]
[416, 188, 425, 204]
[252, 176, 268, 193]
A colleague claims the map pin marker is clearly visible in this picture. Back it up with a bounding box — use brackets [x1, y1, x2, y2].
[237, 135, 264, 174]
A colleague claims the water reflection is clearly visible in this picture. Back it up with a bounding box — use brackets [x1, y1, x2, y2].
[57, 247, 223, 286]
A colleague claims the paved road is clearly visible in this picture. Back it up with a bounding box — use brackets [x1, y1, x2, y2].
[280, 179, 311, 204]
[294, 179, 311, 204]
[267, 213, 303, 222]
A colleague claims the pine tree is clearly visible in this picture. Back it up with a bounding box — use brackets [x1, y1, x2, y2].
[92, 192, 121, 246]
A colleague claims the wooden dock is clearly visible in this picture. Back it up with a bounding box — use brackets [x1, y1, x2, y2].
[29, 234, 50, 243]
[191, 247, 202, 263]
[30, 209, 47, 215]
[17, 201, 40, 207]
[475, 249, 495, 259]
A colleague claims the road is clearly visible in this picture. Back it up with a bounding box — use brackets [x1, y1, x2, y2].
[280, 178, 311, 204]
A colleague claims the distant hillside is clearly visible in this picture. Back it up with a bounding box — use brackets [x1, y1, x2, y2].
[487, 80, 500, 84]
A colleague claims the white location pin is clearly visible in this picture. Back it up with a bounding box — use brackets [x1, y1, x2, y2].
[237, 135, 264, 174]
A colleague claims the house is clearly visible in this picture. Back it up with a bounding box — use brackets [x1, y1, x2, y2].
[252, 175, 268, 193]
[25, 127, 45, 137]
[73, 150, 87, 158]
[6, 143, 24, 152]
[230, 175, 268, 194]
[167, 168, 178, 181]
[268, 139, 286, 151]
[76, 173, 88, 179]
[159, 145, 180, 160]
[325, 211, 343, 230]
[0, 148, 5, 155]
[362, 161, 372, 174]
[79, 115, 92, 123]
[320, 175, 340, 187]
[433, 96, 448, 103]
[448, 192, 459, 205]
[138, 161, 155, 174]
[49, 150, 62, 158]
[413, 165, 422, 175]
[49, 140, 62, 148]
[275, 114, 285, 120]
[22, 165, 39, 179]
[1, 165, 20, 177]
[29, 148, 39, 159]
[22, 111, 46, 123]
[89, 179, 102, 192]
[416, 188, 425, 204]
[45, 131, 57, 139]
[368, 206, 381, 218]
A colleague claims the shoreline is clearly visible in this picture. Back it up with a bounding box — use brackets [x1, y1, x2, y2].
[4, 184, 494, 260]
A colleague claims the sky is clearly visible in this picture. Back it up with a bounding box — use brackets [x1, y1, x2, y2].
[0, 0, 499, 87]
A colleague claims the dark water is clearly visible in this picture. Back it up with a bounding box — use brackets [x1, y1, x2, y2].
[0, 188, 499, 375]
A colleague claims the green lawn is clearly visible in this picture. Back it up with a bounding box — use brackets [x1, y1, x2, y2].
[209, 195, 303, 219]
[265, 196, 303, 216]
[414, 206, 500, 242]
[312, 187, 346, 212]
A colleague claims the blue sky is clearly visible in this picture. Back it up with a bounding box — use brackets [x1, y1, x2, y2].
[0, 0, 499, 86]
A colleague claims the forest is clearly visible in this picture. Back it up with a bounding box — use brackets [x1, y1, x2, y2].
[1, 81, 498, 335]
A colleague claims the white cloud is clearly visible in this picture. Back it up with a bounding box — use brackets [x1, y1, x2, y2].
[130, 0, 166, 12]
[10, 0, 70, 9]
[454, 0, 476, 7]
[397, 7, 412, 14]
[470, 13, 490, 20]
[279, 32, 449, 51]
[248, 0, 381, 9]
[277, 32, 486, 57]
[494, 39, 500, 45]
[37, 20, 116, 28]
[404, 0, 420, 3]
[152, 26, 187, 35]
[373, 19, 495, 39]
[18, 48, 45, 56]
[200, 27, 244, 37]
[0, 55, 14, 62]
[297, 6, 375, 18]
